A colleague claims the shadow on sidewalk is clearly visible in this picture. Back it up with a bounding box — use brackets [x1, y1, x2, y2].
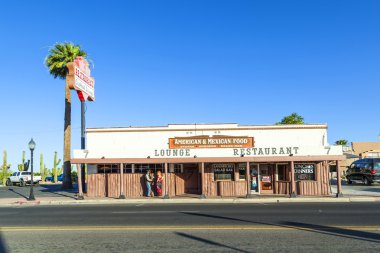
[8, 189, 28, 200]
[38, 184, 78, 199]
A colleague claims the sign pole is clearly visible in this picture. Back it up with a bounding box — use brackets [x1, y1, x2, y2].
[81, 100, 86, 193]
[67, 56, 95, 198]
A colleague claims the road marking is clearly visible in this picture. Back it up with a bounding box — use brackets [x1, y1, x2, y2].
[111, 211, 200, 214]
[1, 225, 380, 232]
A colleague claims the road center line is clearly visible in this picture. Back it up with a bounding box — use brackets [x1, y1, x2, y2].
[111, 211, 200, 214]
[1, 225, 380, 232]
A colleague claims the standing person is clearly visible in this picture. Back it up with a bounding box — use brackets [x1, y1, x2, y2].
[145, 169, 153, 197]
[150, 170, 155, 197]
[155, 170, 163, 196]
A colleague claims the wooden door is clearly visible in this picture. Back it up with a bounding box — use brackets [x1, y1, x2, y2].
[260, 164, 274, 194]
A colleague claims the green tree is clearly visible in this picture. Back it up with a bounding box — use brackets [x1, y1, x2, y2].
[52, 151, 62, 183]
[40, 153, 50, 182]
[45, 42, 87, 189]
[335, 139, 348, 146]
[0, 150, 11, 185]
[17, 151, 29, 172]
[276, 113, 304, 125]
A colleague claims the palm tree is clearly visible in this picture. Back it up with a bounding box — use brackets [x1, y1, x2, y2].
[335, 139, 348, 146]
[45, 42, 87, 189]
[276, 113, 305, 125]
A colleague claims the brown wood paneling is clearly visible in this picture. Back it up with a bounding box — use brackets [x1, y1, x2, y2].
[299, 181, 319, 196]
[175, 174, 185, 195]
[87, 174, 106, 197]
[106, 174, 120, 198]
[275, 181, 290, 195]
[204, 167, 217, 197]
[218, 181, 233, 196]
[175, 172, 200, 194]
[169, 173, 176, 196]
[86, 161, 334, 198]
[234, 181, 248, 196]
[125, 173, 145, 197]
[216, 181, 247, 197]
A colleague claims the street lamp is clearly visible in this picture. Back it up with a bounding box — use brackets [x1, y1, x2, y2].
[28, 138, 36, 201]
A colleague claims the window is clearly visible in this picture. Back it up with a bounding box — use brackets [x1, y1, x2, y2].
[134, 164, 164, 174]
[124, 164, 133, 173]
[277, 164, 287, 181]
[213, 164, 234, 181]
[173, 164, 183, 173]
[250, 164, 258, 176]
[294, 164, 315, 181]
[97, 164, 120, 173]
[238, 163, 246, 180]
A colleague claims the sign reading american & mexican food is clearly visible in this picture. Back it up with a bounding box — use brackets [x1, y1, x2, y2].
[169, 136, 254, 149]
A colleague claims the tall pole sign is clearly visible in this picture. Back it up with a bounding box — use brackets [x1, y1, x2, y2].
[67, 57, 95, 199]
[67, 57, 95, 101]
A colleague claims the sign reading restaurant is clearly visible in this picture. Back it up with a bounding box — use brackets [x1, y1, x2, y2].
[169, 136, 254, 149]
[67, 56, 95, 101]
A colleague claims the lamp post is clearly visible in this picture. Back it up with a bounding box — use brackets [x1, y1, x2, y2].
[28, 138, 36, 201]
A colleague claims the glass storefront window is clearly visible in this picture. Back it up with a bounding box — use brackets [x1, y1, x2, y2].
[213, 164, 234, 181]
[294, 164, 315, 181]
[250, 164, 258, 192]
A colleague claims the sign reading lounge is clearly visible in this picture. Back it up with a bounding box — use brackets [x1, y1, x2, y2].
[169, 136, 254, 149]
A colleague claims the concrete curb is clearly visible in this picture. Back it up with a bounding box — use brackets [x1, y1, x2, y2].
[0, 196, 379, 207]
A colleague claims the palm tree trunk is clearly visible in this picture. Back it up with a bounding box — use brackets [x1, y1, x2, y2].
[62, 78, 73, 189]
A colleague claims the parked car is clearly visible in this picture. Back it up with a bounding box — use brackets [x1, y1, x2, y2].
[346, 158, 380, 185]
[45, 174, 63, 183]
[6, 171, 42, 187]
[57, 174, 63, 182]
[45, 175, 54, 182]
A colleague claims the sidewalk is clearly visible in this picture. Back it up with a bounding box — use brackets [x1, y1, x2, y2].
[0, 194, 379, 207]
[1, 182, 380, 207]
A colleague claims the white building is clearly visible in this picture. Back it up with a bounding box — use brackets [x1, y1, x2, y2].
[72, 123, 344, 198]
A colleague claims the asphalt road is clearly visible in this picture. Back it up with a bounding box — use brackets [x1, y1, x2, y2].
[0, 203, 380, 252]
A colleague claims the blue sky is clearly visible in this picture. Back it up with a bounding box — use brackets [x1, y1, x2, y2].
[0, 0, 379, 171]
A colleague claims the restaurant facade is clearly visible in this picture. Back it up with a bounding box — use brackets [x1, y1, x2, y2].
[71, 123, 345, 198]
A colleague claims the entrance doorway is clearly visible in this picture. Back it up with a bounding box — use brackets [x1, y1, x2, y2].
[174, 163, 201, 195]
[259, 164, 274, 194]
